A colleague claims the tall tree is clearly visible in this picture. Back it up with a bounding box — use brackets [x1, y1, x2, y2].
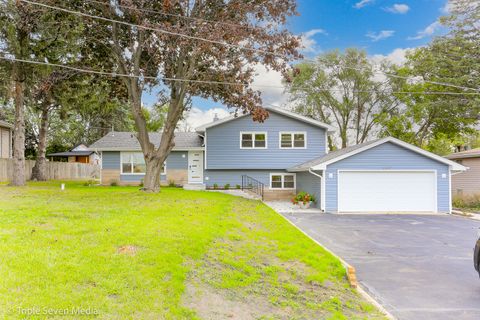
[379, 0, 480, 153]
[76, 0, 300, 192]
[287, 48, 398, 148]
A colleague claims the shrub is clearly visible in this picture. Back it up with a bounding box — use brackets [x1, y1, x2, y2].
[292, 191, 316, 205]
[139, 179, 144, 187]
[83, 179, 97, 187]
[453, 193, 480, 210]
[236, 184, 241, 190]
[224, 184, 230, 190]
[213, 183, 218, 190]
[110, 180, 118, 187]
[168, 180, 175, 187]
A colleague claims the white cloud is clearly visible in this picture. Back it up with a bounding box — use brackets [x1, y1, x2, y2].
[370, 47, 412, 66]
[251, 63, 289, 106]
[179, 107, 230, 132]
[300, 29, 327, 53]
[354, 0, 375, 9]
[366, 30, 395, 42]
[441, 1, 453, 13]
[408, 21, 441, 40]
[385, 4, 410, 14]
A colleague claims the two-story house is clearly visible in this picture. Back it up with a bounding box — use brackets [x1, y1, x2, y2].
[89, 107, 466, 214]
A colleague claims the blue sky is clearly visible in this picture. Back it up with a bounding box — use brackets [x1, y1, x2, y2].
[144, 0, 451, 127]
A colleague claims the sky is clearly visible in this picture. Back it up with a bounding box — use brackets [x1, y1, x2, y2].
[144, 0, 452, 129]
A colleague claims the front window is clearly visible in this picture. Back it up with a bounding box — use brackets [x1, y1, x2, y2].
[241, 132, 267, 149]
[280, 132, 306, 149]
[270, 173, 296, 189]
[121, 152, 165, 174]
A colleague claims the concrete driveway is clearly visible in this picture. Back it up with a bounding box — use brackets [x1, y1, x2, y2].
[280, 213, 480, 320]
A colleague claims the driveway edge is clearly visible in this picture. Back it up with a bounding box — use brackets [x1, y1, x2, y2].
[270, 208, 395, 319]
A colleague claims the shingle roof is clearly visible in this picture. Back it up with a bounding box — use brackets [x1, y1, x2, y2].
[48, 151, 94, 157]
[88, 132, 203, 150]
[288, 139, 382, 172]
[445, 148, 480, 160]
[0, 120, 13, 129]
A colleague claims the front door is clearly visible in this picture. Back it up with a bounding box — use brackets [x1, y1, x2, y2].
[188, 151, 204, 184]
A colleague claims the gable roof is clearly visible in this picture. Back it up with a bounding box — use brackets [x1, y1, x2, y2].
[288, 137, 467, 172]
[48, 151, 94, 157]
[445, 148, 480, 160]
[88, 132, 203, 151]
[0, 120, 13, 129]
[195, 106, 336, 133]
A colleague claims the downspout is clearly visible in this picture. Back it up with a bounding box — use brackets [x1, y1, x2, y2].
[308, 168, 325, 212]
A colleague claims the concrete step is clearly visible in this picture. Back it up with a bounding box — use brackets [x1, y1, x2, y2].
[183, 183, 206, 191]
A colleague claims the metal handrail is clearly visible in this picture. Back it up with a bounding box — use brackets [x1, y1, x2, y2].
[241, 175, 264, 200]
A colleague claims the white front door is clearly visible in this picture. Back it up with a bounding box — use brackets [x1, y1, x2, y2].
[188, 151, 204, 184]
[338, 170, 437, 213]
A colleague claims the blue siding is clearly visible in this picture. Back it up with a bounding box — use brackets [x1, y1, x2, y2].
[325, 142, 450, 213]
[102, 151, 120, 169]
[166, 151, 188, 169]
[296, 171, 321, 208]
[206, 111, 327, 169]
[204, 169, 289, 188]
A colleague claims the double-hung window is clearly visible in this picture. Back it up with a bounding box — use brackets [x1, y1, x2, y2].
[280, 132, 306, 149]
[270, 173, 296, 189]
[240, 132, 267, 149]
[121, 152, 166, 175]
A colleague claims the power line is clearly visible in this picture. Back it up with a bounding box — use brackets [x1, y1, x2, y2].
[83, 0, 264, 31]
[2, 55, 479, 96]
[21, 0, 480, 93]
[21, 0, 277, 56]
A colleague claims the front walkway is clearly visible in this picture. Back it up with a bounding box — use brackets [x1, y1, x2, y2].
[279, 212, 480, 320]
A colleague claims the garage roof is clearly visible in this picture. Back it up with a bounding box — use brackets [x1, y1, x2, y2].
[288, 137, 467, 172]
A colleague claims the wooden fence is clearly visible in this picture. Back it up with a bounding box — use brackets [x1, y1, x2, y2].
[0, 159, 100, 182]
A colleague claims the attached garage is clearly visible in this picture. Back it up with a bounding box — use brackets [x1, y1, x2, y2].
[289, 137, 467, 214]
[337, 170, 436, 213]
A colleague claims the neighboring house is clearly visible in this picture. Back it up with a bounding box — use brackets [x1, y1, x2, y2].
[0, 120, 13, 159]
[48, 144, 100, 164]
[89, 106, 466, 213]
[446, 148, 480, 196]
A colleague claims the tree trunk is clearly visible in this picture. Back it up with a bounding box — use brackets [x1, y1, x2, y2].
[10, 26, 28, 186]
[143, 156, 164, 192]
[32, 104, 49, 181]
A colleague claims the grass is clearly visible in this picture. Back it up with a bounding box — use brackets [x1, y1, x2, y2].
[0, 181, 385, 319]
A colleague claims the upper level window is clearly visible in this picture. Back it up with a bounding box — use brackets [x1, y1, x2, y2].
[241, 132, 267, 149]
[121, 152, 165, 174]
[280, 132, 306, 149]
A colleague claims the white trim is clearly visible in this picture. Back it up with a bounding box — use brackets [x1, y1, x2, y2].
[269, 172, 296, 190]
[195, 106, 336, 132]
[204, 131, 208, 169]
[448, 168, 452, 214]
[278, 131, 307, 149]
[310, 137, 467, 172]
[336, 169, 438, 214]
[240, 131, 268, 149]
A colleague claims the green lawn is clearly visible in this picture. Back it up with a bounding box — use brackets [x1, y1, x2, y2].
[0, 181, 385, 319]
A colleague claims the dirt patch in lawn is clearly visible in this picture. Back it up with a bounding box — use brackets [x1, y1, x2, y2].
[117, 245, 139, 256]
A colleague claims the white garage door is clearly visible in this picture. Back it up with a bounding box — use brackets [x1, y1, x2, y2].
[338, 171, 436, 213]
